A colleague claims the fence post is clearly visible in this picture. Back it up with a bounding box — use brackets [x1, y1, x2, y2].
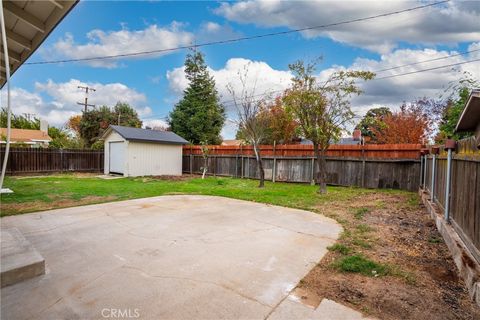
[444, 140, 456, 222]
[240, 145, 243, 178]
[189, 145, 193, 175]
[419, 153, 424, 188]
[423, 153, 428, 189]
[60, 149, 64, 173]
[310, 157, 315, 185]
[235, 155, 238, 178]
[431, 148, 438, 200]
[213, 155, 216, 177]
[361, 144, 366, 188]
[190, 154, 193, 175]
[272, 141, 276, 183]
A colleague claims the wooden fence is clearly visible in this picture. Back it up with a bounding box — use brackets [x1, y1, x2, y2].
[422, 137, 480, 262]
[183, 144, 422, 191]
[0, 148, 104, 174]
[184, 143, 422, 159]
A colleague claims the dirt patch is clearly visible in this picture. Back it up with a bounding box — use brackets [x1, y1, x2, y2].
[297, 192, 480, 320]
[15, 172, 98, 179]
[1, 195, 117, 216]
[142, 175, 195, 182]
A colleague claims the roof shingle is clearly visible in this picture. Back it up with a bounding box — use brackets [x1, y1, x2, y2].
[0, 128, 51, 142]
[107, 125, 188, 145]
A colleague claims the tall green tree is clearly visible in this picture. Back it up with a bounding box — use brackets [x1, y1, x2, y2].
[114, 102, 142, 127]
[169, 50, 225, 144]
[436, 88, 473, 142]
[79, 102, 141, 147]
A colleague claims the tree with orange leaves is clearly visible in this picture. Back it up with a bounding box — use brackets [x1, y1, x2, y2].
[372, 103, 430, 144]
[66, 115, 82, 135]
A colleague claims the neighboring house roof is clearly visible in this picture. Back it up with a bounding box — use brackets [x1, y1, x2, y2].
[221, 139, 243, 146]
[456, 90, 480, 133]
[0, 128, 51, 143]
[335, 137, 362, 145]
[300, 138, 361, 145]
[103, 125, 189, 145]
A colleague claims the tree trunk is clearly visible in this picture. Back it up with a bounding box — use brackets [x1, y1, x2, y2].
[201, 156, 208, 179]
[253, 143, 265, 188]
[313, 143, 327, 194]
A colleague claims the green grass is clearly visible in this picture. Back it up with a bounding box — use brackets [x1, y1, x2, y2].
[327, 243, 351, 255]
[332, 254, 389, 276]
[1, 174, 418, 283]
[1, 174, 382, 217]
[428, 236, 443, 244]
[353, 207, 370, 219]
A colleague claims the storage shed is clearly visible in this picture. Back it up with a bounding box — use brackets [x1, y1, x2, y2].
[101, 125, 188, 177]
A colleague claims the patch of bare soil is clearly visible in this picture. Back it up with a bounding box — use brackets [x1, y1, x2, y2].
[144, 174, 195, 181]
[15, 172, 98, 179]
[297, 192, 480, 320]
[2, 195, 117, 215]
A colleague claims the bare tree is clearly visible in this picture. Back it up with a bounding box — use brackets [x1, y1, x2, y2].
[227, 66, 269, 188]
[284, 60, 374, 193]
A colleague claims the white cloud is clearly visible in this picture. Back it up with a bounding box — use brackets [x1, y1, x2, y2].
[1, 79, 153, 127]
[215, 1, 480, 53]
[197, 21, 243, 42]
[343, 45, 480, 114]
[142, 119, 169, 130]
[167, 57, 292, 112]
[166, 46, 480, 138]
[51, 23, 194, 67]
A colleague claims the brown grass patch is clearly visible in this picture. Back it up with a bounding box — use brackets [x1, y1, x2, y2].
[297, 192, 480, 320]
[1, 195, 117, 216]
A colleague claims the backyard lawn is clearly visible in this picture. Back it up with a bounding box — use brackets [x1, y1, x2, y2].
[1, 174, 479, 320]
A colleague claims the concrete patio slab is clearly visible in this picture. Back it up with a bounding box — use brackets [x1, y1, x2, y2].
[1, 195, 342, 319]
[268, 295, 376, 320]
[0, 228, 45, 288]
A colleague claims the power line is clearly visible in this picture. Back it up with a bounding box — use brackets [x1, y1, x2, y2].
[143, 55, 479, 121]
[373, 58, 480, 80]
[371, 48, 480, 73]
[218, 58, 480, 109]
[146, 48, 478, 108]
[24, 0, 449, 65]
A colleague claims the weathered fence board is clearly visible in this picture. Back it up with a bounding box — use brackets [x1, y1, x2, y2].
[423, 136, 480, 261]
[184, 143, 422, 159]
[182, 154, 420, 191]
[0, 148, 104, 174]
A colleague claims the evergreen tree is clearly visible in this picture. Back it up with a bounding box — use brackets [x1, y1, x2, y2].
[437, 88, 472, 142]
[169, 50, 225, 144]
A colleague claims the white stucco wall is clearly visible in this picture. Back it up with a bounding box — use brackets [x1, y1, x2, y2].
[103, 131, 127, 175]
[126, 142, 183, 177]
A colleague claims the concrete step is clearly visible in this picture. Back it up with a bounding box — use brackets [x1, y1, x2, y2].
[1, 228, 45, 288]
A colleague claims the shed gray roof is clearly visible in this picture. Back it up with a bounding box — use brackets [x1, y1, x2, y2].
[107, 125, 188, 145]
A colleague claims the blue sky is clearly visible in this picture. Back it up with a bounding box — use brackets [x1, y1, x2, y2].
[4, 0, 480, 138]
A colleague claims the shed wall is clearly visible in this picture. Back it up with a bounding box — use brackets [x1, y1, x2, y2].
[103, 131, 126, 175]
[127, 142, 182, 176]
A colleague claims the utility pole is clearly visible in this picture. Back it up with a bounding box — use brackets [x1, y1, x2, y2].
[77, 85, 96, 112]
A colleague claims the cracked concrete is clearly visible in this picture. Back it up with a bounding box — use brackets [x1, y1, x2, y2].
[1, 195, 342, 319]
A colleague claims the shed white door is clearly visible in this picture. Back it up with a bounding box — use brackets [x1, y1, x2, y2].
[109, 141, 125, 174]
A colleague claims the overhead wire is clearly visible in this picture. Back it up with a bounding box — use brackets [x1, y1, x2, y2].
[24, 0, 450, 65]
